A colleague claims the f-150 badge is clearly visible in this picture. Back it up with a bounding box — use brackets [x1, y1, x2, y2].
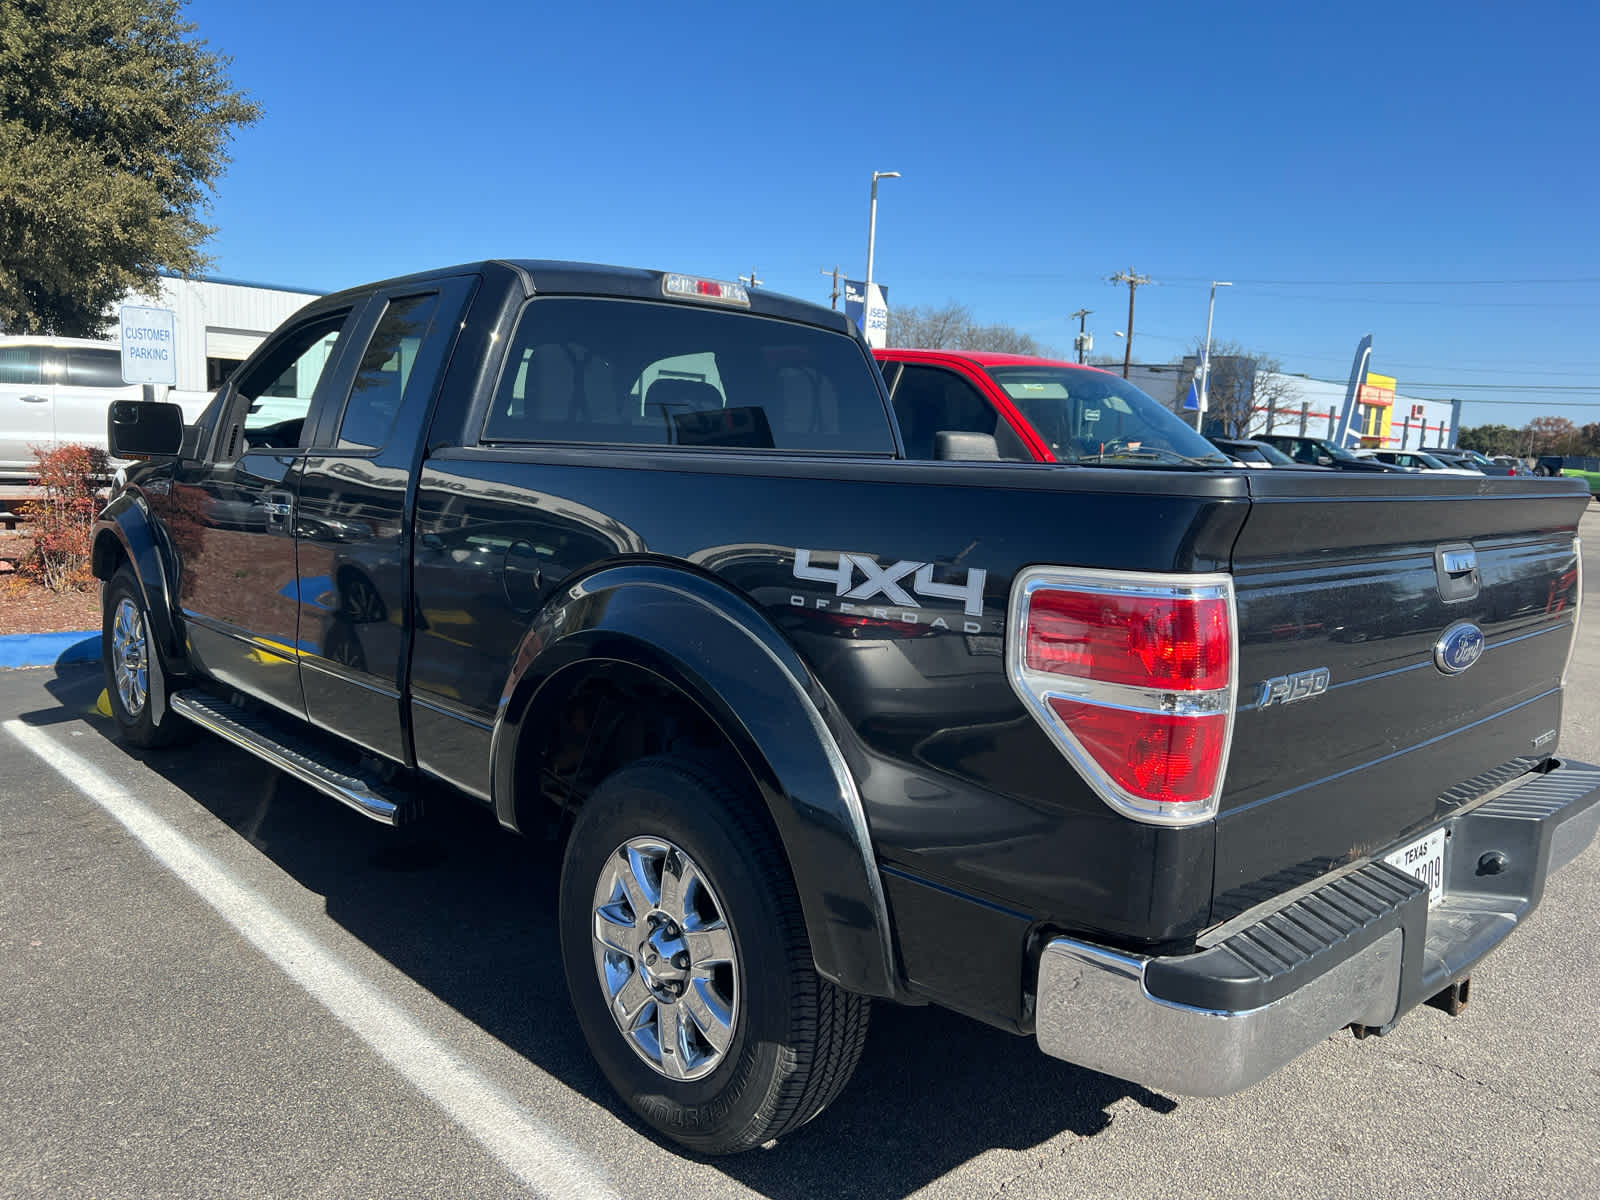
[1258, 668, 1331, 708]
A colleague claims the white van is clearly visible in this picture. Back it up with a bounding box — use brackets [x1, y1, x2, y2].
[0, 336, 211, 480]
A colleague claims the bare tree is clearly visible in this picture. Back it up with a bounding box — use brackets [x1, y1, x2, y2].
[1184, 340, 1298, 437]
[887, 301, 1055, 356]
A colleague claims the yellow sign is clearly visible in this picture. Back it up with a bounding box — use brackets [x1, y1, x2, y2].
[1359, 372, 1396, 409]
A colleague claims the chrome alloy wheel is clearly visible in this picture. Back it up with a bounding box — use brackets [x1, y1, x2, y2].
[590, 837, 740, 1081]
[111, 597, 150, 718]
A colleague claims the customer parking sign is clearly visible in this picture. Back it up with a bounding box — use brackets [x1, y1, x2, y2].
[119, 306, 178, 386]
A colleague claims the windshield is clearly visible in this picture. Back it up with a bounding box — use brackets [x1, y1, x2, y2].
[1244, 440, 1296, 466]
[1319, 441, 1364, 463]
[985, 366, 1230, 467]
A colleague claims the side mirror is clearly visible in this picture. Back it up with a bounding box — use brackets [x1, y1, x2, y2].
[108, 400, 185, 460]
[1317, 454, 1334, 466]
[933, 431, 1002, 461]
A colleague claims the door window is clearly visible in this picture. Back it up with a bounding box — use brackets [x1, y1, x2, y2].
[891, 365, 1004, 460]
[336, 293, 442, 450]
[64, 348, 125, 388]
[0, 346, 41, 385]
[231, 311, 350, 451]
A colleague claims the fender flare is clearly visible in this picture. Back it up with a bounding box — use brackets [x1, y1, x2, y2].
[91, 489, 188, 674]
[491, 563, 902, 999]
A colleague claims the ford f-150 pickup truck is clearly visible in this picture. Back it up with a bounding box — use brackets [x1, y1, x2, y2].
[93, 260, 1599, 1155]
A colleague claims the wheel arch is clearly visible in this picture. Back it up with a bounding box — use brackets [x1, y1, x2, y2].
[491, 562, 901, 999]
[91, 491, 188, 672]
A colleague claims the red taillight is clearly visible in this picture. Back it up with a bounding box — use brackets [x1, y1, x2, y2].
[1048, 701, 1227, 808]
[1008, 570, 1236, 824]
[1025, 590, 1230, 691]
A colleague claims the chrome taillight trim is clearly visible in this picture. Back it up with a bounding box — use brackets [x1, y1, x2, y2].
[1006, 566, 1239, 827]
[1562, 535, 1583, 689]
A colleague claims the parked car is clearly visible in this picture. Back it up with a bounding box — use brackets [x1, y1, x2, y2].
[93, 262, 1599, 1155]
[1423, 447, 1520, 476]
[0, 335, 211, 479]
[1254, 434, 1412, 472]
[1535, 456, 1564, 477]
[1358, 449, 1482, 477]
[1206, 436, 1309, 468]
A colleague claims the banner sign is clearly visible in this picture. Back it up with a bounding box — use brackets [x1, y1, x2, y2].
[844, 280, 890, 349]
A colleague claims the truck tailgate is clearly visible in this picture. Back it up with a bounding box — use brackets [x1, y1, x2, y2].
[1215, 473, 1586, 916]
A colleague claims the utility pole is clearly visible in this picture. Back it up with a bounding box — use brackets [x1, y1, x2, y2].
[738, 266, 763, 289]
[1108, 269, 1151, 379]
[1069, 308, 1092, 364]
[820, 265, 843, 310]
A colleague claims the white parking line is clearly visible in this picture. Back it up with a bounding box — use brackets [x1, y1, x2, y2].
[3, 719, 620, 1200]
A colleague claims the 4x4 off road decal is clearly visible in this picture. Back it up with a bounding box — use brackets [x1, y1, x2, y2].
[791, 549, 988, 633]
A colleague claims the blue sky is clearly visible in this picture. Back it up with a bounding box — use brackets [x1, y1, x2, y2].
[186, 0, 1598, 430]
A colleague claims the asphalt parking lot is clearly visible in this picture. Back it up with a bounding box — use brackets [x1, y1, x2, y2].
[3, 510, 1600, 1200]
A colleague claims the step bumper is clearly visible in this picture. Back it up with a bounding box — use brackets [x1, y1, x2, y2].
[1035, 758, 1600, 1096]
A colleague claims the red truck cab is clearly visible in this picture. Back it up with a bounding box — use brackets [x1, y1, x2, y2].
[874, 347, 1212, 464]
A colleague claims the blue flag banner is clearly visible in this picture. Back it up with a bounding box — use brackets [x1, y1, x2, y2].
[1183, 380, 1199, 411]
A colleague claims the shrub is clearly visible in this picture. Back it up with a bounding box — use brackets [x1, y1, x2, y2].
[16, 443, 107, 592]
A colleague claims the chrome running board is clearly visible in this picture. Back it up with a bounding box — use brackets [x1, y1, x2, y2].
[170, 691, 420, 826]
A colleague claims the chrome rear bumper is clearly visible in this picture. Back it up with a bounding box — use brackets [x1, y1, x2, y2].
[1035, 758, 1600, 1096]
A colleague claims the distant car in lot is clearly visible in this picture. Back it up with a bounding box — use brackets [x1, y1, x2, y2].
[1535, 455, 1564, 477]
[1422, 447, 1521, 476]
[1206, 436, 1311, 468]
[1254, 434, 1412, 473]
[0, 335, 212, 480]
[1358, 449, 1482, 477]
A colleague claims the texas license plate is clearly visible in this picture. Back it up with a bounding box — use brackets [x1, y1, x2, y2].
[1385, 828, 1446, 907]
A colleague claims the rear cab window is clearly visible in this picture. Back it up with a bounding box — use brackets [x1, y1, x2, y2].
[483, 298, 895, 454]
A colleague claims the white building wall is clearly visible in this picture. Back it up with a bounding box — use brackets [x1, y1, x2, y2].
[113, 276, 321, 392]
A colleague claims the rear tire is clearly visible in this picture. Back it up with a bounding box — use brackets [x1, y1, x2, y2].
[558, 754, 869, 1154]
[102, 565, 185, 748]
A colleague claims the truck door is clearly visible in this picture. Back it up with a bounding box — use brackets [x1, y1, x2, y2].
[165, 303, 365, 719]
[293, 276, 476, 765]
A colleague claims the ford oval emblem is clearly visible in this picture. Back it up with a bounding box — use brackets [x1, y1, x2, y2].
[1434, 622, 1485, 675]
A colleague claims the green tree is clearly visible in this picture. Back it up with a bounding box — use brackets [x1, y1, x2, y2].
[1458, 423, 1520, 455]
[0, 0, 261, 335]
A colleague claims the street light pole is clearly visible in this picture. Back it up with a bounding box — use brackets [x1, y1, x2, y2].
[1199, 280, 1232, 430]
[865, 170, 900, 285]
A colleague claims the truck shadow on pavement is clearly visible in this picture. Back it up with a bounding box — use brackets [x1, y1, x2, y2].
[34, 665, 1180, 1200]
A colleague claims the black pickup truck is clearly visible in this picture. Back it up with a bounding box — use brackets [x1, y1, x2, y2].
[94, 260, 1599, 1155]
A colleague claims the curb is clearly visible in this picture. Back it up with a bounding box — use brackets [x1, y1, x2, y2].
[0, 631, 102, 670]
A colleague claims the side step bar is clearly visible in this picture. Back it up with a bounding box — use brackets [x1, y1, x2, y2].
[170, 692, 421, 826]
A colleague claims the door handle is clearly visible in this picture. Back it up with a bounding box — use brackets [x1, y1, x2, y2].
[19, 394, 49, 403]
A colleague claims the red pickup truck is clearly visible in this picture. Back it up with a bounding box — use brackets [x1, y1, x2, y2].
[872, 347, 1210, 463]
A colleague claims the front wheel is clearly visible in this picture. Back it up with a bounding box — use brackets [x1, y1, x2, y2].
[558, 755, 869, 1154]
[102, 566, 185, 748]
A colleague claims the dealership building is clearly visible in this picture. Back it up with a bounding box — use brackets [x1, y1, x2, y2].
[113, 274, 322, 394]
[1129, 357, 1462, 449]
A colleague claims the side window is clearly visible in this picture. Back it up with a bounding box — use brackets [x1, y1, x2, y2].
[336, 293, 442, 450]
[891, 365, 1000, 460]
[64, 348, 125, 388]
[0, 346, 41, 385]
[230, 310, 351, 451]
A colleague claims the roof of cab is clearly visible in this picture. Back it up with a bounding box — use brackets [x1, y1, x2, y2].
[873, 347, 1112, 372]
[309, 259, 857, 337]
